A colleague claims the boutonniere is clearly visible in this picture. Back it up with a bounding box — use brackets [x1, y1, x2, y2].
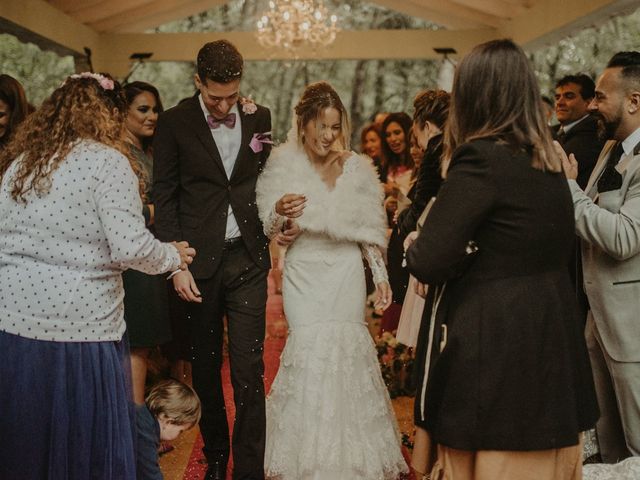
[250, 132, 274, 153]
[240, 96, 257, 115]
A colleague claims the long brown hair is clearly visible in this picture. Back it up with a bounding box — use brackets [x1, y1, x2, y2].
[0, 74, 143, 203]
[294, 81, 351, 150]
[381, 112, 414, 170]
[445, 39, 560, 174]
[0, 74, 30, 147]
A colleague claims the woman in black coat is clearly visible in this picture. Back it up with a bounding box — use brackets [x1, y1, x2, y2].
[406, 39, 598, 480]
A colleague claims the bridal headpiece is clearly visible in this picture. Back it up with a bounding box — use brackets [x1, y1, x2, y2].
[66, 72, 115, 91]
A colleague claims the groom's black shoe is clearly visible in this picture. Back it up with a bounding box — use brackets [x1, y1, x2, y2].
[204, 461, 227, 480]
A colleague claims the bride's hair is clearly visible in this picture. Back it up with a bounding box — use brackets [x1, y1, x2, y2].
[294, 81, 351, 150]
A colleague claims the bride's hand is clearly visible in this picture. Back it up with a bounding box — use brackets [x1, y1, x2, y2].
[276, 193, 307, 218]
[374, 282, 392, 311]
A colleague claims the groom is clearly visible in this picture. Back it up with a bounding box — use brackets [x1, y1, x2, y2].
[153, 40, 272, 480]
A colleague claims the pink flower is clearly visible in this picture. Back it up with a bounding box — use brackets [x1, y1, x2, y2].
[68, 72, 115, 91]
[241, 96, 257, 115]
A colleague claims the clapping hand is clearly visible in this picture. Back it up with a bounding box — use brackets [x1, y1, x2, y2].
[276, 193, 306, 218]
[554, 141, 578, 180]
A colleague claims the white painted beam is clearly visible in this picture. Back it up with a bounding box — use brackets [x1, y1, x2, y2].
[92, 28, 497, 77]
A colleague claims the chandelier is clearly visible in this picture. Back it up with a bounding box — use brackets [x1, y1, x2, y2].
[256, 0, 339, 52]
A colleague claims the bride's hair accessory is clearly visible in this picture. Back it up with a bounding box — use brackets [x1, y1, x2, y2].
[67, 72, 115, 91]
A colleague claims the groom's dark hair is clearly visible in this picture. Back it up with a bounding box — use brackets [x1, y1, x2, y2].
[197, 40, 243, 84]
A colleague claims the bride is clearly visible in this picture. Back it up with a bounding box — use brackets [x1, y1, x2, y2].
[256, 81, 408, 480]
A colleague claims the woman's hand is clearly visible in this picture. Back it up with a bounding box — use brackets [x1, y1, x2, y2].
[276, 193, 307, 218]
[414, 281, 427, 298]
[403, 231, 418, 251]
[384, 196, 398, 216]
[171, 241, 196, 270]
[172, 269, 202, 303]
[147, 204, 155, 226]
[374, 281, 393, 311]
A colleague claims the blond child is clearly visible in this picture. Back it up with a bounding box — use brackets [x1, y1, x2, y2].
[136, 379, 201, 480]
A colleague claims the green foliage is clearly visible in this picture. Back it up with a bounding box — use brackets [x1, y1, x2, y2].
[0, 34, 74, 107]
[531, 7, 640, 97]
[2, 1, 640, 141]
[144, 0, 441, 144]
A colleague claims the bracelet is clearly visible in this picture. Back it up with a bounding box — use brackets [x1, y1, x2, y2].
[166, 269, 182, 280]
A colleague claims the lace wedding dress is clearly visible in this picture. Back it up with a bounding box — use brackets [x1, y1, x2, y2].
[263, 228, 408, 480]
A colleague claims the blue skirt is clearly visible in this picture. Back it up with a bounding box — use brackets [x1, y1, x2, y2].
[0, 330, 136, 479]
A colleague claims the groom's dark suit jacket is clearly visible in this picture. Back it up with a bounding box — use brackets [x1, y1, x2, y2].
[153, 95, 272, 279]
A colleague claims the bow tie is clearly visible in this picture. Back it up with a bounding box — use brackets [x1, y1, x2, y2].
[207, 113, 236, 129]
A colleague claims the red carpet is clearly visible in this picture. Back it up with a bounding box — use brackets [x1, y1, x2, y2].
[183, 274, 287, 480]
[182, 272, 414, 479]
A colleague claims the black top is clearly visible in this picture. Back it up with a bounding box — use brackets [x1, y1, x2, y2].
[153, 95, 272, 279]
[397, 135, 444, 239]
[553, 114, 604, 190]
[407, 139, 598, 451]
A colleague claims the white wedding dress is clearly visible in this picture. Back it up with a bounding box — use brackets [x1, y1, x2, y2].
[263, 227, 408, 479]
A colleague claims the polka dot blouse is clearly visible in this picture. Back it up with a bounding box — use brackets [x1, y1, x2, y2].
[0, 140, 181, 342]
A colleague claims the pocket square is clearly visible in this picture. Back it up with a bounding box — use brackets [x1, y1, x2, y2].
[250, 132, 273, 153]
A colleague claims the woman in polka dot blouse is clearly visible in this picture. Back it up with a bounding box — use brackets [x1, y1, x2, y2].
[0, 73, 195, 479]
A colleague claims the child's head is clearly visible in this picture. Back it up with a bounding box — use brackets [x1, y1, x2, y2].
[146, 379, 201, 441]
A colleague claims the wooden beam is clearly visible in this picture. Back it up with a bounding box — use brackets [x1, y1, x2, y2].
[372, 0, 506, 28]
[92, 28, 498, 77]
[48, 0, 104, 15]
[2, 0, 99, 54]
[89, 0, 227, 33]
[369, 0, 484, 28]
[448, 0, 528, 19]
[500, 0, 640, 49]
[71, 0, 156, 24]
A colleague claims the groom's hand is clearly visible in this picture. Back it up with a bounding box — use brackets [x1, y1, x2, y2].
[173, 270, 202, 303]
[276, 219, 301, 246]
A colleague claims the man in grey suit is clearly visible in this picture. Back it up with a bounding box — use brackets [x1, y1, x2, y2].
[561, 51, 640, 463]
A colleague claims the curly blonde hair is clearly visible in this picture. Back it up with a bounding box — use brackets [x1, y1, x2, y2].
[0, 75, 145, 203]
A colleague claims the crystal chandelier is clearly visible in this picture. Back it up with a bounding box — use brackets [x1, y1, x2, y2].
[256, 0, 339, 52]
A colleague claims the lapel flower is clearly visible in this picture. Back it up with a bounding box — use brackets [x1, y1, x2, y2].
[240, 96, 257, 115]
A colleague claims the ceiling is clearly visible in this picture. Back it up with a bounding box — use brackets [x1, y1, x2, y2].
[44, 0, 534, 33]
[2, 0, 640, 75]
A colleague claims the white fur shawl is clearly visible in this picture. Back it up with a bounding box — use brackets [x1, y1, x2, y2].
[256, 142, 387, 248]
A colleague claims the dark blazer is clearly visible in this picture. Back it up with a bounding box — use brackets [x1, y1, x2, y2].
[397, 136, 444, 240]
[553, 114, 604, 190]
[153, 95, 272, 279]
[407, 139, 598, 451]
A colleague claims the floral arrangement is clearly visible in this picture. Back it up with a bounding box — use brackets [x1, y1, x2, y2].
[375, 331, 415, 398]
[68, 72, 114, 90]
[240, 95, 257, 114]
